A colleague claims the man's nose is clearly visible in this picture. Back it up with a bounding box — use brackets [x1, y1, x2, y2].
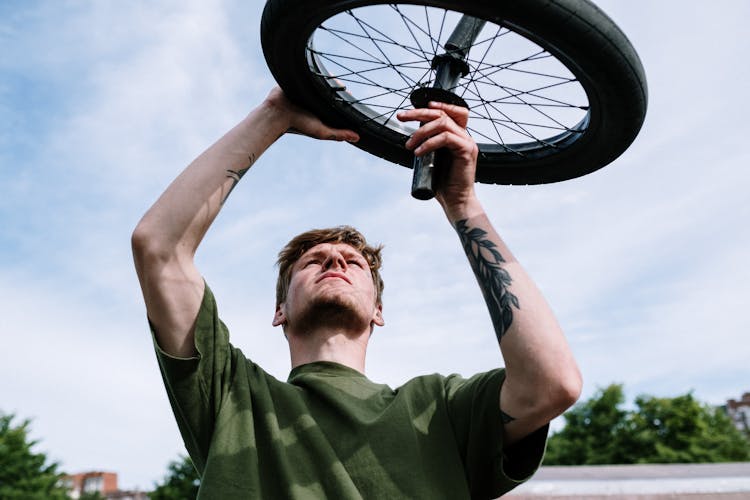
[323, 252, 347, 270]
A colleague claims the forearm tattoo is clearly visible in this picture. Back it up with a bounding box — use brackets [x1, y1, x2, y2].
[222, 153, 256, 204]
[455, 219, 520, 343]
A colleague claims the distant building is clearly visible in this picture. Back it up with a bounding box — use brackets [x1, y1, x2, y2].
[726, 392, 750, 433]
[62, 471, 148, 500]
[63, 471, 117, 498]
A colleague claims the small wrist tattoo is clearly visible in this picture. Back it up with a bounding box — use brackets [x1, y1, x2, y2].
[221, 154, 256, 204]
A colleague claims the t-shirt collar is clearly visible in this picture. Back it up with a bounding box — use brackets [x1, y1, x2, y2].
[288, 361, 366, 382]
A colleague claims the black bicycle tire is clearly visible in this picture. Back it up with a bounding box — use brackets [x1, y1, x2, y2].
[261, 0, 647, 185]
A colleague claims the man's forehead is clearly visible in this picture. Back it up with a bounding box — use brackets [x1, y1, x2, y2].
[302, 242, 362, 257]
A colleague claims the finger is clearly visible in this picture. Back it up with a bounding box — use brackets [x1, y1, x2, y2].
[396, 108, 444, 124]
[404, 114, 468, 150]
[294, 119, 360, 142]
[323, 128, 360, 142]
[413, 131, 474, 157]
[427, 101, 469, 127]
[309, 117, 360, 142]
[397, 104, 470, 128]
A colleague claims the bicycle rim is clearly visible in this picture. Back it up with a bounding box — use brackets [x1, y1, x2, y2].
[307, 5, 590, 158]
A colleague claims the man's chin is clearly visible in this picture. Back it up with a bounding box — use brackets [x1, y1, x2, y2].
[294, 298, 368, 334]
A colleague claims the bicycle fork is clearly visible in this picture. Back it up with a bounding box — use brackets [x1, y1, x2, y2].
[410, 15, 486, 200]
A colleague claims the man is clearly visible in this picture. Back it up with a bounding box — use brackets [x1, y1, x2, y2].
[132, 87, 582, 499]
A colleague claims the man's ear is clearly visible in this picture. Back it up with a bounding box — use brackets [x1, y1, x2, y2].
[272, 304, 286, 327]
[371, 303, 385, 327]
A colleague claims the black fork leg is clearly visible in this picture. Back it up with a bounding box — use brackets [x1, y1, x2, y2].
[411, 15, 486, 200]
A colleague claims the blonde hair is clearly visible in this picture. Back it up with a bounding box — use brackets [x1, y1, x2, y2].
[276, 226, 384, 307]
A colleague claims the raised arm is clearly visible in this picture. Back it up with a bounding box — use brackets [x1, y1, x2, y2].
[131, 88, 358, 357]
[398, 102, 582, 446]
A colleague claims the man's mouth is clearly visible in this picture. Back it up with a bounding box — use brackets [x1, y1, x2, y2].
[316, 272, 351, 284]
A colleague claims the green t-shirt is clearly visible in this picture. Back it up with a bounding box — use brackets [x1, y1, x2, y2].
[154, 284, 547, 499]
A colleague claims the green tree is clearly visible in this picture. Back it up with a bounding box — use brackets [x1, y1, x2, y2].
[629, 392, 750, 463]
[544, 384, 633, 465]
[151, 454, 200, 500]
[545, 384, 750, 465]
[0, 412, 69, 499]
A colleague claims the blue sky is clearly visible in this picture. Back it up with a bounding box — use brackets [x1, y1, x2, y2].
[2, 0, 749, 491]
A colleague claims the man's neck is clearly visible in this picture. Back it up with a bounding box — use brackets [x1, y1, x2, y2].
[287, 328, 369, 374]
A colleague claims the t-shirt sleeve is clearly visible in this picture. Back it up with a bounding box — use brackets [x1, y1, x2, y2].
[444, 369, 548, 499]
[151, 282, 235, 474]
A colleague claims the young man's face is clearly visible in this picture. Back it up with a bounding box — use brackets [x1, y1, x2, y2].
[273, 242, 384, 334]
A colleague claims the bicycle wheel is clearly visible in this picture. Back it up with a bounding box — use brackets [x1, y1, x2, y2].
[261, 0, 647, 185]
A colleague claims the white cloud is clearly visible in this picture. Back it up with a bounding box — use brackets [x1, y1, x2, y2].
[0, 271, 183, 490]
[46, 2, 269, 190]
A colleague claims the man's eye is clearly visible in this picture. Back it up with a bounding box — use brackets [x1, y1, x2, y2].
[347, 260, 363, 267]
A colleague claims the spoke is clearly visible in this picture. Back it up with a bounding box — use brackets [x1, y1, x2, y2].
[340, 84, 424, 106]
[313, 47, 429, 69]
[469, 59, 582, 131]
[436, 8, 448, 52]
[378, 65, 434, 126]
[464, 56, 586, 109]
[468, 51, 553, 82]
[483, 80, 584, 108]
[469, 48, 552, 69]
[501, 66, 576, 81]
[424, 6, 436, 54]
[467, 68, 508, 148]
[310, 51, 411, 96]
[465, 50, 552, 84]
[336, 81, 429, 106]
[476, 111, 559, 147]
[460, 28, 515, 83]
[311, 70, 413, 92]
[504, 88, 579, 132]
[389, 4, 446, 53]
[463, 98, 584, 109]
[334, 65, 435, 128]
[470, 27, 514, 47]
[391, 4, 432, 62]
[467, 83, 570, 146]
[461, 24, 504, 99]
[476, 111, 507, 148]
[466, 78, 550, 146]
[320, 26, 426, 58]
[348, 98, 411, 127]
[315, 25, 426, 92]
[347, 10, 418, 91]
[322, 14, 432, 62]
[317, 24, 402, 81]
[312, 59, 434, 94]
[318, 73, 412, 96]
[313, 51, 429, 80]
[471, 113, 583, 132]
[466, 126, 524, 155]
[465, 79, 535, 142]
